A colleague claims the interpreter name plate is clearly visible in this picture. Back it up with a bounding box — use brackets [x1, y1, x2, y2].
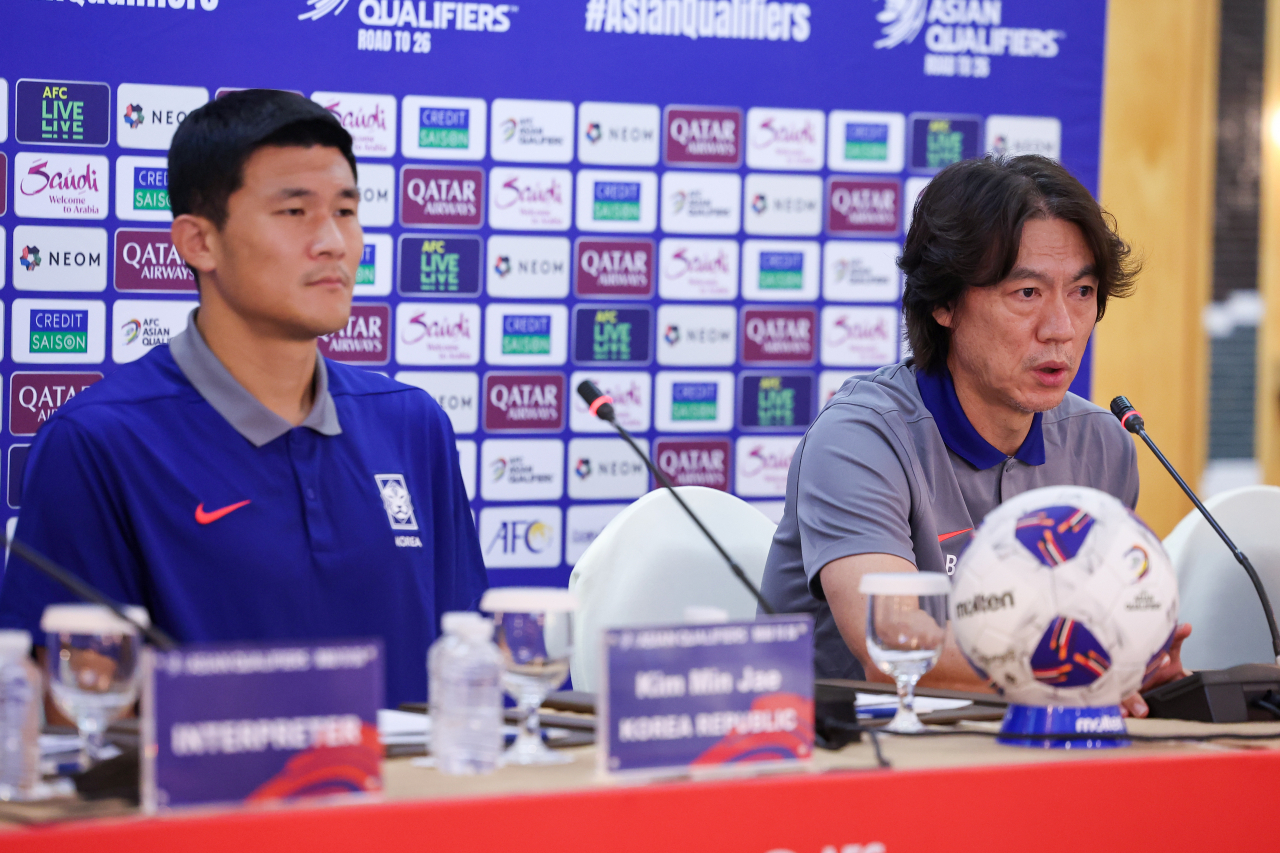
[599, 615, 814, 777]
[142, 639, 384, 812]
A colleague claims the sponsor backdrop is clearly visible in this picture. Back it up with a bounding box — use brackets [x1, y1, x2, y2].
[2, 1, 1106, 589]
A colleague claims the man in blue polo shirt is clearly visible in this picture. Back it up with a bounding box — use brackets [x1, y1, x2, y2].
[0, 90, 486, 708]
[761, 155, 1191, 716]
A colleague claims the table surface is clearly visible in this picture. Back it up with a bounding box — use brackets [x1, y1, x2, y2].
[5, 715, 1280, 852]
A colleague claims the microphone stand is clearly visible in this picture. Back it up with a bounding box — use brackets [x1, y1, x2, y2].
[577, 381, 775, 614]
[1111, 397, 1280, 721]
[4, 535, 176, 650]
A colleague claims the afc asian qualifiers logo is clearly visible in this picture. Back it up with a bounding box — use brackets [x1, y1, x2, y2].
[375, 473, 418, 531]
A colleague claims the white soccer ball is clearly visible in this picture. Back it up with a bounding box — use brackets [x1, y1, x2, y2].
[950, 485, 1179, 708]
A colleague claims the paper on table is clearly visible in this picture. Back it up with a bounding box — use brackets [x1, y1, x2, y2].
[378, 708, 431, 745]
[854, 692, 972, 713]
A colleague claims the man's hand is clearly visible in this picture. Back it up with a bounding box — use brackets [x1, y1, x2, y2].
[821, 553, 994, 693]
[1120, 622, 1193, 718]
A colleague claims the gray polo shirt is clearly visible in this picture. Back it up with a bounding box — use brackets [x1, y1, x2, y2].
[169, 308, 342, 445]
[759, 360, 1139, 680]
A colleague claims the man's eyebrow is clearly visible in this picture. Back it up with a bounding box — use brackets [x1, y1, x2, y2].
[272, 187, 360, 200]
[338, 186, 360, 200]
[1004, 264, 1099, 284]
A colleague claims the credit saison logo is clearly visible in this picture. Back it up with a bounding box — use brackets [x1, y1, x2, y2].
[671, 381, 717, 421]
[31, 310, 89, 354]
[872, 0, 1065, 80]
[358, 243, 377, 284]
[584, 0, 811, 43]
[758, 251, 803, 290]
[593, 181, 640, 221]
[421, 107, 469, 149]
[502, 314, 551, 355]
[133, 166, 169, 211]
[953, 590, 1015, 619]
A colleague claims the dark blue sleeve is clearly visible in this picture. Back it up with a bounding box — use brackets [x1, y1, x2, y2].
[422, 400, 487, 626]
[0, 417, 148, 642]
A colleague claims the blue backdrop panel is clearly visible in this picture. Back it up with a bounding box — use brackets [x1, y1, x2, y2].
[0, 0, 1108, 590]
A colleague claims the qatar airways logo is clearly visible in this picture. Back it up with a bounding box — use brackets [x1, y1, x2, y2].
[742, 308, 816, 365]
[484, 373, 566, 431]
[654, 438, 731, 490]
[665, 106, 742, 167]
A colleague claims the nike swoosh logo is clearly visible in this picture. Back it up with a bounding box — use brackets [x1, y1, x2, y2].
[938, 527, 972, 543]
[195, 500, 252, 525]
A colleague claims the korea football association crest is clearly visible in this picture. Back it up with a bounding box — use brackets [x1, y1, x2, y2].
[375, 474, 419, 531]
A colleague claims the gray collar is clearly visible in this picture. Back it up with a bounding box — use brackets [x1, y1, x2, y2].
[169, 309, 342, 447]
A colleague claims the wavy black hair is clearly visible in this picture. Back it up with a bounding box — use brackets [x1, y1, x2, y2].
[900, 154, 1139, 373]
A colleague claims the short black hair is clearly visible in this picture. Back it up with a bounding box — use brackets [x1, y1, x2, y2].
[168, 89, 357, 229]
[900, 154, 1138, 374]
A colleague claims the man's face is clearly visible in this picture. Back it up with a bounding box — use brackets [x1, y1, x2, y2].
[933, 216, 1098, 414]
[205, 145, 361, 339]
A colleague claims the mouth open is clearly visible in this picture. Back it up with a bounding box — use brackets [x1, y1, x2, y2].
[1033, 362, 1071, 386]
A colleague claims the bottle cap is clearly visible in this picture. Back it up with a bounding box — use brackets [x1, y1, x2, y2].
[40, 603, 150, 635]
[0, 630, 31, 658]
[441, 611, 494, 642]
[480, 587, 577, 614]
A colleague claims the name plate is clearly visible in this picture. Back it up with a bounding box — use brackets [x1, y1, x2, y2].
[599, 615, 814, 777]
[142, 639, 384, 811]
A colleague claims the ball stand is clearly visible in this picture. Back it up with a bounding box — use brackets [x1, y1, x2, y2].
[997, 704, 1129, 749]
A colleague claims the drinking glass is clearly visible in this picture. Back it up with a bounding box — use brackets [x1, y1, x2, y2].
[480, 587, 576, 766]
[41, 604, 149, 768]
[860, 573, 950, 734]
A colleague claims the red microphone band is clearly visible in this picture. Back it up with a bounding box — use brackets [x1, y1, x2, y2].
[1121, 409, 1143, 430]
[588, 395, 614, 416]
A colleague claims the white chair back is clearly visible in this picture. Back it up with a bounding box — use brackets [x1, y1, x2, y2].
[1163, 485, 1280, 669]
[567, 486, 778, 692]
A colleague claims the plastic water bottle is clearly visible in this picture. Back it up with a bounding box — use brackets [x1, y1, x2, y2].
[428, 612, 503, 775]
[0, 630, 41, 801]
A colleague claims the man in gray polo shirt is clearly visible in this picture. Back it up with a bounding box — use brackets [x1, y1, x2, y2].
[761, 155, 1191, 713]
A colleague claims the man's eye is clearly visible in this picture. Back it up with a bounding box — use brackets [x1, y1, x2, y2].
[1019, 288, 1036, 298]
[1079, 285, 1096, 297]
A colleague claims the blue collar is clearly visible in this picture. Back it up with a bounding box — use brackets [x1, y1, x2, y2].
[915, 366, 1045, 469]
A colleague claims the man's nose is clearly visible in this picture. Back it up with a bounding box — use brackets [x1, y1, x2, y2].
[1038, 289, 1076, 341]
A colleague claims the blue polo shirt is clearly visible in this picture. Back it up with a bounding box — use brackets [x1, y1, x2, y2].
[0, 314, 486, 708]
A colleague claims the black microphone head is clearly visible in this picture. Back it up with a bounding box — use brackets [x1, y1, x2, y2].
[1110, 396, 1144, 434]
[576, 380, 615, 422]
[577, 380, 604, 405]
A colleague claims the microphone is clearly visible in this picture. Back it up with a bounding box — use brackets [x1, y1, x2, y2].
[576, 380, 775, 614]
[4, 535, 177, 651]
[1111, 396, 1280, 722]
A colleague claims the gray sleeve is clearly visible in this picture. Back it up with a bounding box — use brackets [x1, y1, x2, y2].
[1121, 431, 1140, 509]
[796, 403, 917, 600]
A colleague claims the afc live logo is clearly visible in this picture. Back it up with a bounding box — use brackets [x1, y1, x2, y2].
[15, 80, 111, 147]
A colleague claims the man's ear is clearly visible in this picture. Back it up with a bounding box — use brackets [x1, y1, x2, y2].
[171, 214, 219, 285]
[932, 302, 956, 329]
